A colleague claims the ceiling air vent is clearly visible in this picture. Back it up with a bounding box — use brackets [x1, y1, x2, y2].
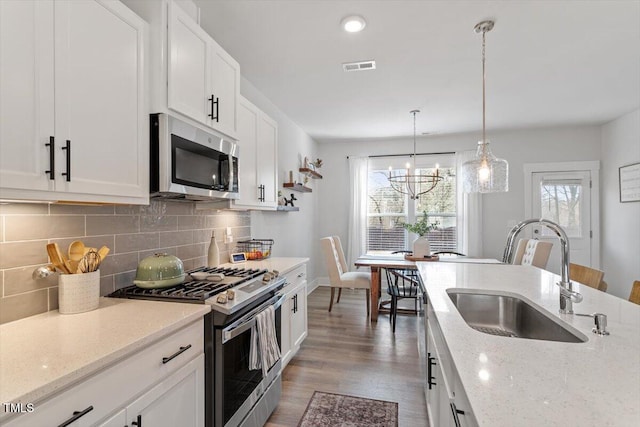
[342, 60, 376, 72]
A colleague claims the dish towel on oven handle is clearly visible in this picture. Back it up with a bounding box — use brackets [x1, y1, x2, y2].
[249, 305, 281, 377]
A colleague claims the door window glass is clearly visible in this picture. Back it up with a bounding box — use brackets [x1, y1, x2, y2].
[539, 179, 582, 237]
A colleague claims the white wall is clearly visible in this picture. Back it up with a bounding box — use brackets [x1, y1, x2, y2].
[240, 78, 321, 285]
[317, 125, 602, 277]
[601, 109, 640, 299]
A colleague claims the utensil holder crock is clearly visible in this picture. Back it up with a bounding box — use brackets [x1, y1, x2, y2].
[58, 270, 100, 314]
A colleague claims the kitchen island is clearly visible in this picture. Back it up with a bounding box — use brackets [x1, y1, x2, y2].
[417, 262, 640, 426]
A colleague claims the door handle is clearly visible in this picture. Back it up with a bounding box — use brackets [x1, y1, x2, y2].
[61, 140, 71, 182]
[427, 353, 436, 389]
[57, 405, 93, 427]
[45, 136, 55, 180]
[208, 94, 219, 122]
[162, 344, 192, 364]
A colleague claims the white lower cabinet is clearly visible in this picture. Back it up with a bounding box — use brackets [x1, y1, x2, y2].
[281, 264, 308, 367]
[4, 320, 204, 427]
[425, 301, 477, 427]
[119, 355, 204, 427]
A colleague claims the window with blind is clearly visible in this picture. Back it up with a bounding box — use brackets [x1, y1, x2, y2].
[367, 155, 457, 254]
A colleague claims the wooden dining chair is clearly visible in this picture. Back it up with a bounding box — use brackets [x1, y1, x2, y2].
[320, 236, 371, 314]
[384, 268, 421, 333]
[629, 280, 640, 305]
[569, 263, 606, 291]
[512, 239, 553, 269]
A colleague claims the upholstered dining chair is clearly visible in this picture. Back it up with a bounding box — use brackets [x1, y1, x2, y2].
[511, 239, 553, 269]
[569, 263, 606, 291]
[320, 236, 371, 314]
[629, 280, 640, 305]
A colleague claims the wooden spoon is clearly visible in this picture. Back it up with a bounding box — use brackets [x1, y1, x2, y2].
[97, 246, 110, 263]
[46, 243, 70, 274]
[68, 240, 85, 262]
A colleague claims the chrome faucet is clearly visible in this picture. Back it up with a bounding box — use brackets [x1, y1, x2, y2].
[503, 219, 583, 314]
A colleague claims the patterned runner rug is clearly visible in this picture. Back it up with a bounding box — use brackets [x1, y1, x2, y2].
[298, 391, 398, 427]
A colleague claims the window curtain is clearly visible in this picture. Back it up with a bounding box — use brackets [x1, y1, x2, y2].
[347, 156, 369, 267]
[456, 151, 483, 256]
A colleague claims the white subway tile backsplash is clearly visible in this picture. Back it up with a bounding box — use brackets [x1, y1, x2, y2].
[87, 215, 140, 235]
[5, 215, 85, 241]
[0, 200, 251, 324]
[115, 232, 160, 253]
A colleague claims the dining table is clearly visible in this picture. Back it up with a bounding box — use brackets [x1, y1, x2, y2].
[354, 252, 502, 321]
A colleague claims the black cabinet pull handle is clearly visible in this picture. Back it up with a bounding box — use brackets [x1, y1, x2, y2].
[427, 353, 436, 389]
[45, 136, 55, 180]
[131, 414, 142, 426]
[208, 95, 219, 122]
[450, 402, 465, 427]
[57, 405, 93, 427]
[61, 140, 71, 182]
[162, 344, 192, 364]
[258, 184, 265, 202]
[208, 95, 215, 119]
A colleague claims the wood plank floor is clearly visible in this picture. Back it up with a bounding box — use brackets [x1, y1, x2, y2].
[266, 286, 428, 426]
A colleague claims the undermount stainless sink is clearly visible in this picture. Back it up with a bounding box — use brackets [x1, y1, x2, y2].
[447, 290, 588, 343]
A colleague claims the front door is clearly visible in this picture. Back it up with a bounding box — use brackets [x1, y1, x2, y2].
[531, 170, 592, 274]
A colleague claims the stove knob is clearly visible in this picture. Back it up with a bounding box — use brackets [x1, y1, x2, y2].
[227, 290, 235, 300]
[216, 292, 228, 304]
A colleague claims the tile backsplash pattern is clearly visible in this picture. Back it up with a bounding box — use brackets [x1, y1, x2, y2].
[0, 200, 250, 324]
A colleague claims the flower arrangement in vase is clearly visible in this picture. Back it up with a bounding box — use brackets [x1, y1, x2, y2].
[401, 212, 439, 257]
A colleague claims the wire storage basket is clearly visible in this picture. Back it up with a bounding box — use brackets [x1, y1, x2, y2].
[235, 239, 274, 260]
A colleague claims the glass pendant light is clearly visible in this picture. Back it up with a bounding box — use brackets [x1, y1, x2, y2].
[462, 20, 509, 193]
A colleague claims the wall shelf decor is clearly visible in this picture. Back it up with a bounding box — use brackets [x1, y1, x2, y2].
[283, 183, 312, 192]
[299, 168, 323, 179]
[276, 206, 300, 212]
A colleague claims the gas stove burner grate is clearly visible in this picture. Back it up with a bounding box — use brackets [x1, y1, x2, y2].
[189, 266, 268, 278]
[114, 280, 235, 302]
[109, 267, 271, 303]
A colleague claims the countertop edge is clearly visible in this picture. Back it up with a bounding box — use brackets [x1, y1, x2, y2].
[0, 300, 210, 412]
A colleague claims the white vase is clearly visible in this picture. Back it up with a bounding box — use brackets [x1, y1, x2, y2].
[413, 236, 431, 257]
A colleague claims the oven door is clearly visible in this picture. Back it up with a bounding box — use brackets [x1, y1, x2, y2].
[214, 293, 284, 427]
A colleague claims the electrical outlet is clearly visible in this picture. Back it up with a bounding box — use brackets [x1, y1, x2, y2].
[224, 234, 233, 244]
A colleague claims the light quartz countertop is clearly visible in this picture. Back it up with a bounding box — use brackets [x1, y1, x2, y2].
[219, 256, 309, 275]
[417, 262, 640, 426]
[0, 298, 210, 410]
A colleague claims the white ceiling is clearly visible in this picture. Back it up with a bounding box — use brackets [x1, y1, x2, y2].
[195, 0, 640, 143]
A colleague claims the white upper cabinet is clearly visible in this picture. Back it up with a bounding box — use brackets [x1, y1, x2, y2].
[209, 38, 240, 138]
[233, 96, 278, 210]
[0, 0, 54, 194]
[167, 3, 210, 125]
[166, 1, 239, 139]
[0, 0, 148, 204]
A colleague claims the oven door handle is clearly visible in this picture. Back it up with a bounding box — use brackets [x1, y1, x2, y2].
[222, 293, 285, 344]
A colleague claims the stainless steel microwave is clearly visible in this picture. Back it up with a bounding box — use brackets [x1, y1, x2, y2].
[150, 113, 239, 201]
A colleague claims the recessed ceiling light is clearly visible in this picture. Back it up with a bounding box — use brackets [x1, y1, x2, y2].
[341, 15, 366, 33]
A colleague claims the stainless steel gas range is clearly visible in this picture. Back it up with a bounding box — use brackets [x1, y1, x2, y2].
[109, 266, 286, 427]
